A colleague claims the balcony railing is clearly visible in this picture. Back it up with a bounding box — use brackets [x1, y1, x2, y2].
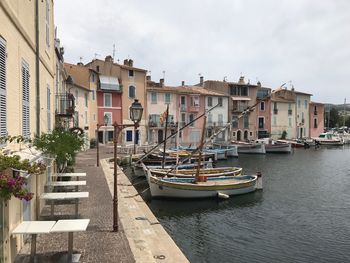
[232, 106, 247, 112]
[55, 93, 75, 117]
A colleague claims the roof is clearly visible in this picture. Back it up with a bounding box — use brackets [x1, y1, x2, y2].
[64, 63, 92, 91]
[310, 101, 325, 105]
[86, 59, 147, 73]
[293, 90, 313, 96]
[271, 97, 296, 103]
[147, 85, 228, 97]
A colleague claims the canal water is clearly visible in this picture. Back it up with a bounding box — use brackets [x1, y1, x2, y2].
[126, 146, 350, 263]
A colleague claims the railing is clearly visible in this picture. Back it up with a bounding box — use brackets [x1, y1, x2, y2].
[55, 93, 75, 116]
[232, 106, 247, 112]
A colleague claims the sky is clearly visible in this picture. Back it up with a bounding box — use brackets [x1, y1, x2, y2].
[55, 0, 350, 104]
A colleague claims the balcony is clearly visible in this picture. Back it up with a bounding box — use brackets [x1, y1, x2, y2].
[188, 105, 200, 112]
[273, 109, 278, 114]
[232, 106, 248, 113]
[288, 109, 292, 115]
[55, 93, 75, 117]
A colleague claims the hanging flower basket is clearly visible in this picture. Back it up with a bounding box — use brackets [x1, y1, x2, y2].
[0, 173, 34, 201]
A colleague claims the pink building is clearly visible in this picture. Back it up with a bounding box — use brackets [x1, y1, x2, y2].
[256, 86, 272, 138]
[309, 102, 324, 138]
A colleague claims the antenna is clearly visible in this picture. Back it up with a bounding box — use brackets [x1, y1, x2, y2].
[94, 53, 100, 59]
[79, 56, 83, 63]
[112, 44, 116, 60]
[162, 70, 166, 79]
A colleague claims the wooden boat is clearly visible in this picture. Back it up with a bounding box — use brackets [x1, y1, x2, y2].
[231, 141, 266, 154]
[149, 166, 242, 178]
[255, 139, 292, 153]
[147, 172, 259, 198]
[203, 148, 229, 160]
[140, 161, 212, 170]
[276, 139, 305, 148]
[211, 143, 239, 157]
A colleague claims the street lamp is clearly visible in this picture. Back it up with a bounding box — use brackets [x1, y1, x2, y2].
[96, 115, 109, 167]
[113, 99, 143, 232]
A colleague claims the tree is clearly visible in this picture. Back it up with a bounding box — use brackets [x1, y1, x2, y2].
[33, 128, 84, 172]
[329, 108, 339, 128]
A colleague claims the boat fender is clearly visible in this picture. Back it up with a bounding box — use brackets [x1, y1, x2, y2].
[217, 192, 229, 199]
[256, 172, 263, 190]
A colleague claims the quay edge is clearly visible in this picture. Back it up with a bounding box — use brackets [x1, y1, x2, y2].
[101, 159, 189, 263]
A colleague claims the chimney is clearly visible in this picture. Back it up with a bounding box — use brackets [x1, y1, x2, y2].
[238, 76, 245, 84]
[146, 75, 151, 81]
[123, 59, 128, 65]
[77, 62, 83, 66]
[160, 78, 164, 87]
[105, 55, 113, 62]
[200, 76, 204, 86]
[128, 59, 133, 67]
[181, 81, 185, 86]
[257, 81, 261, 87]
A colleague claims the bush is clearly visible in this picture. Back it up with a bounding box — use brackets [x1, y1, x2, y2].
[281, 130, 287, 139]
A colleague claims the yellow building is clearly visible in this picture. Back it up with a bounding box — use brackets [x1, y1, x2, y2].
[0, 0, 56, 262]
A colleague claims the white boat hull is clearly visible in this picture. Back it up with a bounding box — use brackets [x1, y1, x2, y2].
[265, 144, 292, 153]
[148, 175, 258, 198]
[235, 144, 266, 154]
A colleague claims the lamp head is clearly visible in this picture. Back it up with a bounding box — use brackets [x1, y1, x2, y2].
[130, 99, 143, 123]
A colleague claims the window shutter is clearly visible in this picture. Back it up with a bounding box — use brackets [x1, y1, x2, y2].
[47, 86, 51, 131]
[22, 60, 30, 138]
[0, 37, 7, 138]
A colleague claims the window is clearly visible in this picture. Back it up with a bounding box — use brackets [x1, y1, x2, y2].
[91, 73, 95, 83]
[304, 100, 308, 109]
[243, 115, 249, 129]
[165, 93, 171, 104]
[92, 90, 95, 100]
[301, 112, 305, 124]
[75, 90, 78, 105]
[314, 118, 318, 128]
[189, 113, 195, 127]
[0, 37, 7, 138]
[128, 70, 134, 77]
[180, 96, 186, 106]
[45, 0, 50, 47]
[129, 86, 135, 98]
[126, 130, 133, 142]
[232, 116, 238, 128]
[96, 65, 100, 72]
[151, 92, 157, 104]
[218, 97, 223, 107]
[85, 93, 88, 107]
[207, 97, 212, 107]
[288, 103, 292, 110]
[190, 96, 199, 107]
[208, 113, 213, 124]
[22, 60, 30, 138]
[258, 117, 264, 129]
[289, 117, 292, 127]
[104, 93, 112, 107]
[93, 113, 96, 121]
[181, 113, 186, 127]
[218, 114, 223, 126]
[298, 100, 301, 108]
[103, 112, 112, 125]
[260, 101, 265, 111]
[273, 116, 277, 126]
[85, 111, 88, 125]
[74, 111, 79, 127]
[47, 86, 51, 131]
[230, 86, 248, 96]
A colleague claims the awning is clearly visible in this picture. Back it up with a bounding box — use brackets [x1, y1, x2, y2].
[231, 96, 251, 101]
[100, 76, 121, 91]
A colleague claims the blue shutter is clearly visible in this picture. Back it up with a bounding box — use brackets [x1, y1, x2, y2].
[22, 60, 30, 138]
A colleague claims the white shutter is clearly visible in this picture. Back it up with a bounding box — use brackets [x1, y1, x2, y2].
[47, 86, 51, 131]
[0, 37, 7, 138]
[22, 60, 30, 138]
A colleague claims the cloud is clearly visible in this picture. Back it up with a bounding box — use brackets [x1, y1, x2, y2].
[55, 0, 350, 103]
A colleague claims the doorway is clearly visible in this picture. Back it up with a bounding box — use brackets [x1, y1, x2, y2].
[237, 130, 241, 141]
[157, 130, 163, 143]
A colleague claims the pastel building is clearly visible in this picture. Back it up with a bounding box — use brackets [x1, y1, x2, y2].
[201, 76, 259, 141]
[1, 0, 56, 261]
[86, 56, 147, 146]
[295, 90, 312, 138]
[256, 85, 272, 138]
[270, 88, 297, 139]
[309, 102, 324, 138]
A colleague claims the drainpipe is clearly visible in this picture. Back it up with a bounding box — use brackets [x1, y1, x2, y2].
[35, 0, 40, 135]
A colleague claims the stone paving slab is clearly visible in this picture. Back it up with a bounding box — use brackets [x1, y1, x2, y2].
[14, 147, 135, 263]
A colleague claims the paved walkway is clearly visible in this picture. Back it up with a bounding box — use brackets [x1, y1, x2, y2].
[15, 145, 135, 263]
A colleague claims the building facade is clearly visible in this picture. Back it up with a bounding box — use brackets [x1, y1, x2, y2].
[295, 91, 312, 138]
[256, 85, 272, 138]
[0, 0, 56, 261]
[86, 56, 147, 146]
[309, 102, 325, 138]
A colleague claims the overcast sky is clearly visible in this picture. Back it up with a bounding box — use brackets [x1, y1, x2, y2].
[55, 0, 350, 104]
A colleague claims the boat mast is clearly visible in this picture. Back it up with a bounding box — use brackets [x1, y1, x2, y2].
[195, 115, 207, 182]
[162, 104, 169, 169]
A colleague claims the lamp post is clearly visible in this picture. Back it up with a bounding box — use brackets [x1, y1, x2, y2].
[113, 99, 143, 232]
[96, 115, 109, 167]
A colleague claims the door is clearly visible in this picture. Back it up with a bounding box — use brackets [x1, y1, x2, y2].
[98, 131, 103, 143]
[157, 130, 163, 143]
[237, 130, 241, 141]
[135, 130, 140, 145]
[244, 130, 248, 140]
